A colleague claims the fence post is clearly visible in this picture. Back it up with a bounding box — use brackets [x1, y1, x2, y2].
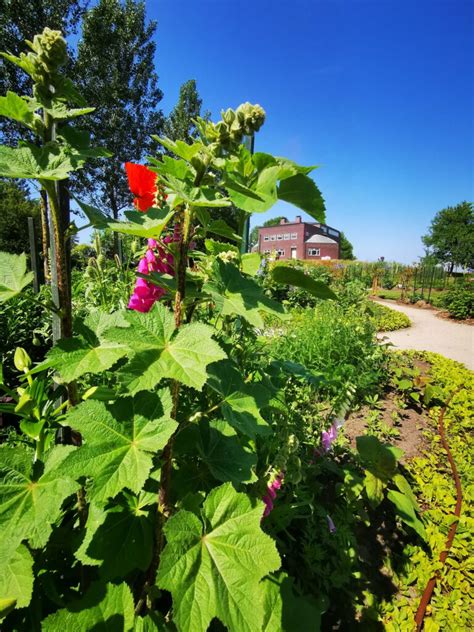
[427, 266, 436, 304]
[28, 217, 41, 293]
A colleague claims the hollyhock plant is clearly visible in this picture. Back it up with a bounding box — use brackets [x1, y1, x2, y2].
[321, 417, 344, 453]
[125, 162, 158, 212]
[326, 514, 337, 534]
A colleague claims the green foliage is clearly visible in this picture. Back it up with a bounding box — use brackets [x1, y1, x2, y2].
[339, 231, 355, 260]
[71, 0, 164, 221]
[422, 201, 474, 270]
[0, 252, 33, 302]
[440, 284, 474, 319]
[163, 78, 207, 144]
[368, 301, 411, 331]
[0, 181, 40, 255]
[157, 483, 280, 632]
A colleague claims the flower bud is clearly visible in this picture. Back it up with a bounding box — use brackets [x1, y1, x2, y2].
[14, 347, 32, 372]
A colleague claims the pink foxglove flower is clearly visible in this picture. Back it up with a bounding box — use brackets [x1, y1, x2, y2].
[262, 471, 284, 519]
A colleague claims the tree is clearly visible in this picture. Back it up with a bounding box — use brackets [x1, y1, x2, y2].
[0, 0, 86, 144]
[0, 180, 40, 254]
[422, 201, 474, 272]
[250, 216, 288, 247]
[72, 0, 164, 222]
[163, 79, 207, 143]
[339, 231, 355, 260]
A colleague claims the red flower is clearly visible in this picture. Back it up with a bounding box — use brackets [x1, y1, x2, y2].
[125, 162, 157, 212]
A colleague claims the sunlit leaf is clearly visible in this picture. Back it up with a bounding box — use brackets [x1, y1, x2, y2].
[0, 252, 33, 302]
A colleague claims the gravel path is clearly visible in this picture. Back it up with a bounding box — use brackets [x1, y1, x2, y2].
[376, 300, 474, 370]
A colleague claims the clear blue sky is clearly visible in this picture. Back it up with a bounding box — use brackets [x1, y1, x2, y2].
[147, 0, 473, 263]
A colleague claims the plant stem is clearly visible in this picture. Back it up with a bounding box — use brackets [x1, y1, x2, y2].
[135, 206, 193, 615]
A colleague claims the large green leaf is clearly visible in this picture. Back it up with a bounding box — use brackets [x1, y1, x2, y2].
[0, 91, 39, 129]
[75, 499, 153, 580]
[241, 252, 261, 276]
[207, 360, 272, 438]
[387, 490, 427, 540]
[157, 483, 280, 632]
[61, 391, 176, 503]
[176, 419, 257, 484]
[356, 435, 402, 481]
[108, 207, 175, 239]
[38, 311, 129, 382]
[277, 173, 326, 222]
[151, 136, 204, 161]
[0, 446, 79, 563]
[0, 545, 34, 610]
[363, 470, 385, 509]
[0, 144, 81, 180]
[271, 266, 337, 299]
[203, 260, 285, 328]
[262, 573, 325, 632]
[105, 303, 226, 394]
[0, 252, 33, 302]
[42, 582, 134, 631]
[72, 196, 111, 229]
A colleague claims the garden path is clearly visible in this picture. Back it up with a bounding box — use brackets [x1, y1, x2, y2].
[375, 299, 474, 370]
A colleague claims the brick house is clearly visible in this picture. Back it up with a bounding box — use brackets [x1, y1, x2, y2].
[256, 216, 340, 260]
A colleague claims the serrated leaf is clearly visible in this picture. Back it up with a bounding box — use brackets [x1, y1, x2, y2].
[108, 207, 174, 239]
[207, 360, 272, 438]
[387, 490, 427, 540]
[207, 218, 241, 241]
[38, 310, 129, 382]
[0, 446, 79, 563]
[277, 173, 326, 222]
[262, 573, 325, 632]
[203, 260, 285, 328]
[0, 144, 81, 180]
[151, 136, 204, 161]
[75, 502, 152, 580]
[41, 582, 134, 631]
[157, 483, 280, 632]
[241, 252, 261, 276]
[271, 266, 336, 300]
[61, 391, 176, 502]
[0, 91, 38, 129]
[72, 196, 111, 229]
[0, 545, 34, 610]
[105, 303, 226, 393]
[176, 419, 257, 484]
[0, 252, 33, 302]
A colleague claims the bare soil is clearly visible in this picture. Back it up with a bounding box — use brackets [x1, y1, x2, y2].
[344, 390, 429, 462]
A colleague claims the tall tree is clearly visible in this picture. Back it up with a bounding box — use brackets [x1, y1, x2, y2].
[72, 0, 163, 221]
[339, 231, 355, 260]
[163, 79, 207, 143]
[249, 216, 288, 246]
[0, 180, 40, 254]
[422, 201, 474, 272]
[0, 0, 86, 144]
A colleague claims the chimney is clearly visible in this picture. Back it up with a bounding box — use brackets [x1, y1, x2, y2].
[295, 215, 302, 223]
[279, 218, 286, 225]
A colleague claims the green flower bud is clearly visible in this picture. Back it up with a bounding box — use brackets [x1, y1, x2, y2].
[97, 254, 106, 269]
[14, 347, 32, 372]
[28, 28, 67, 71]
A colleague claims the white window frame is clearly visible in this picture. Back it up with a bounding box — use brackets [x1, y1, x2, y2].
[276, 249, 285, 256]
[263, 249, 271, 254]
[283, 233, 290, 240]
[270, 235, 276, 241]
[290, 232, 297, 239]
[264, 235, 269, 241]
[307, 248, 320, 256]
[277, 234, 283, 240]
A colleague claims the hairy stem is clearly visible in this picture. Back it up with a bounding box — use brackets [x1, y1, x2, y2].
[135, 206, 194, 615]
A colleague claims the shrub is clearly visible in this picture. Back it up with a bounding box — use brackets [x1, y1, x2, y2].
[441, 285, 474, 319]
[368, 302, 411, 331]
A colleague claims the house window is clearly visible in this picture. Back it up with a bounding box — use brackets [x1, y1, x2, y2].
[270, 235, 276, 241]
[263, 249, 271, 254]
[276, 249, 285, 256]
[277, 234, 283, 240]
[283, 233, 290, 240]
[290, 232, 297, 239]
[264, 235, 269, 241]
[308, 248, 320, 256]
